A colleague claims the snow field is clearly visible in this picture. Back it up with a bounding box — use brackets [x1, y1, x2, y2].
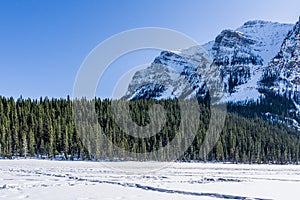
[1, 160, 300, 200]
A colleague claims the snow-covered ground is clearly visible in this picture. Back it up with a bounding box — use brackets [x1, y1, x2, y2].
[0, 160, 300, 200]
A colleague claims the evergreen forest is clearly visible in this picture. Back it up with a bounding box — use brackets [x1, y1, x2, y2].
[0, 96, 299, 164]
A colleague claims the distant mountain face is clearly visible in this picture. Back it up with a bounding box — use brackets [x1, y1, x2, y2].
[204, 29, 263, 95]
[203, 20, 293, 102]
[125, 20, 293, 103]
[259, 18, 300, 127]
[124, 47, 212, 102]
[124, 18, 300, 129]
[261, 18, 300, 95]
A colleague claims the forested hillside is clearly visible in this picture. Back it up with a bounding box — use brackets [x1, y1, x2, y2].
[0, 96, 299, 164]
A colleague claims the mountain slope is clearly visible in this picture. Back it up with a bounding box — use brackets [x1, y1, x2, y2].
[203, 20, 293, 103]
[236, 20, 294, 63]
[259, 17, 300, 128]
[124, 48, 212, 101]
[261, 17, 300, 94]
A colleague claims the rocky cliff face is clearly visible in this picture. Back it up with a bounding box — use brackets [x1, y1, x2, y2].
[205, 29, 263, 94]
[260, 18, 300, 124]
[203, 20, 293, 102]
[124, 47, 212, 102]
[261, 18, 300, 92]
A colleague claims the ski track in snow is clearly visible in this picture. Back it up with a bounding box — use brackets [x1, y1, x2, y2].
[1, 160, 300, 200]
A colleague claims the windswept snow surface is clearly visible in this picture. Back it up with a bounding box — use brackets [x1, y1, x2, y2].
[0, 160, 300, 200]
[236, 20, 293, 64]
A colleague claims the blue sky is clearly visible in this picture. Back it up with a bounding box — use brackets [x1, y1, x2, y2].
[0, 0, 300, 99]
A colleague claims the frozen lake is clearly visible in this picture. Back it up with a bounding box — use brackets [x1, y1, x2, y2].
[0, 160, 300, 200]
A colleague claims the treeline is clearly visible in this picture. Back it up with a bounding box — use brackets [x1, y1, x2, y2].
[0, 96, 80, 159]
[0, 96, 299, 164]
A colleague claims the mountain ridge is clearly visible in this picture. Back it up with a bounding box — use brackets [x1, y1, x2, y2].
[126, 19, 294, 102]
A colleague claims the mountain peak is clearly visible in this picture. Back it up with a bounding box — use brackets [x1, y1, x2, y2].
[242, 20, 273, 27]
[294, 17, 300, 35]
[275, 17, 300, 61]
[213, 29, 256, 50]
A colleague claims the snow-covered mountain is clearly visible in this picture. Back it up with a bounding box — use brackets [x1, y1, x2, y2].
[123, 48, 212, 101]
[124, 19, 294, 103]
[203, 20, 293, 103]
[259, 18, 300, 128]
[261, 18, 300, 96]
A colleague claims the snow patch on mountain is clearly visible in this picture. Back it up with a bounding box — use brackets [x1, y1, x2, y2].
[218, 66, 264, 103]
[236, 20, 294, 64]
